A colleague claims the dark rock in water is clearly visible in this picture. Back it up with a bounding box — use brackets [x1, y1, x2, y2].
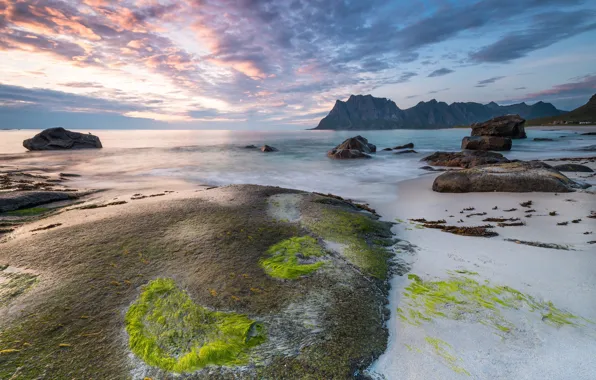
[393, 143, 414, 150]
[23, 128, 102, 151]
[432, 161, 582, 193]
[260, 145, 278, 152]
[420, 166, 446, 172]
[534, 138, 554, 141]
[382, 148, 393, 151]
[394, 149, 418, 154]
[581, 132, 596, 136]
[553, 164, 594, 173]
[327, 135, 376, 159]
[576, 144, 596, 152]
[244, 145, 257, 149]
[422, 151, 510, 168]
[0, 191, 76, 213]
[327, 149, 371, 159]
[461, 136, 512, 151]
[471, 115, 527, 139]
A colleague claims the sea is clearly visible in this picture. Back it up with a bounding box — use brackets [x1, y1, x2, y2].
[1, 128, 593, 206]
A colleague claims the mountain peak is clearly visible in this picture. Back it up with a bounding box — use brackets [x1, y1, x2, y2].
[589, 93, 596, 104]
[314, 94, 564, 130]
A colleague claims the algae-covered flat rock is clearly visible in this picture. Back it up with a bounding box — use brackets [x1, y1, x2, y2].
[0, 185, 394, 379]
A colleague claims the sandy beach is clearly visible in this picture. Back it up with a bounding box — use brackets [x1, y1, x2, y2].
[371, 161, 596, 379]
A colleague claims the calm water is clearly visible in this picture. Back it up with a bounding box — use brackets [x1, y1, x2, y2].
[1, 129, 593, 205]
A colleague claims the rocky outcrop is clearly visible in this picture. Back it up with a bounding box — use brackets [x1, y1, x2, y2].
[23, 128, 102, 150]
[471, 115, 527, 139]
[327, 136, 376, 159]
[394, 149, 417, 154]
[422, 151, 510, 168]
[553, 164, 594, 173]
[314, 95, 564, 130]
[260, 145, 278, 152]
[0, 191, 76, 213]
[461, 136, 512, 151]
[432, 161, 584, 193]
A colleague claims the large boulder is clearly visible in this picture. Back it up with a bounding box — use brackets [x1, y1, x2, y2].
[422, 151, 510, 168]
[327, 135, 376, 159]
[471, 115, 527, 139]
[23, 128, 102, 151]
[432, 161, 583, 193]
[461, 136, 512, 151]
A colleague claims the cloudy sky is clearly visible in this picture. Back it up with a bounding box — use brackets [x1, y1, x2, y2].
[1, 0, 595, 130]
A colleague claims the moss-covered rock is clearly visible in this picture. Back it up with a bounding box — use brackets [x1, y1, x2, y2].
[0, 185, 393, 379]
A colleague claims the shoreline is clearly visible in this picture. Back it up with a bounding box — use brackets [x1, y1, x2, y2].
[369, 166, 596, 379]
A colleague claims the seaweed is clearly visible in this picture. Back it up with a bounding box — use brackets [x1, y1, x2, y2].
[259, 236, 326, 279]
[125, 278, 266, 373]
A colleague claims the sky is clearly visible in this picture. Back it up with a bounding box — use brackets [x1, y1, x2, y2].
[0, 0, 595, 130]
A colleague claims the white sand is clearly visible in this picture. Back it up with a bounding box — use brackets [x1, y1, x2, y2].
[369, 171, 596, 380]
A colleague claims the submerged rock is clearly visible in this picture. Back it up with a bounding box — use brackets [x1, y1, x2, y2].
[393, 142, 414, 150]
[534, 138, 554, 141]
[471, 114, 527, 139]
[0, 185, 393, 379]
[260, 145, 278, 152]
[553, 163, 594, 173]
[422, 150, 510, 168]
[327, 135, 376, 159]
[23, 127, 102, 151]
[461, 136, 512, 151]
[394, 149, 418, 154]
[432, 161, 583, 193]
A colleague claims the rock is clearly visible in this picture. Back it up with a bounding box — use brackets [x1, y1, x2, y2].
[327, 136, 376, 159]
[0, 185, 393, 378]
[23, 128, 102, 151]
[422, 151, 510, 168]
[393, 143, 414, 150]
[382, 148, 393, 151]
[260, 145, 278, 152]
[0, 191, 76, 213]
[461, 136, 512, 151]
[432, 161, 582, 193]
[244, 145, 257, 149]
[394, 149, 418, 154]
[576, 145, 596, 152]
[420, 166, 446, 172]
[581, 132, 596, 136]
[471, 115, 527, 139]
[553, 164, 594, 173]
[327, 149, 371, 159]
[534, 138, 554, 141]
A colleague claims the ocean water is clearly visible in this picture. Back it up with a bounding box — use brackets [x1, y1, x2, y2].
[2, 128, 596, 379]
[1, 129, 593, 205]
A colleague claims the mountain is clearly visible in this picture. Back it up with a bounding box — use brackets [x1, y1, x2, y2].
[527, 94, 596, 126]
[313, 94, 566, 130]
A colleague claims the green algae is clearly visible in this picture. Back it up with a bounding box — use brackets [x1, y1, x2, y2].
[398, 272, 592, 333]
[3, 207, 49, 216]
[425, 336, 470, 376]
[125, 278, 265, 373]
[303, 208, 392, 279]
[260, 236, 326, 279]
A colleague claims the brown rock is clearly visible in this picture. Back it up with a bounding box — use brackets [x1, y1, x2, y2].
[327, 149, 372, 159]
[327, 135, 376, 159]
[471, 114, 527, 139]
[260, 145, 278, 152]
[392, 143, 414, 150]
[461, 136, 512, 151]
[422, 151, 510, 168]
[432, 161, 583, 193]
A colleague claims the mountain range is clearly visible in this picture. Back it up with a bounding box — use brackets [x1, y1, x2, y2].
[527, 93, 596, 126]
[313, 94, 567, 130]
